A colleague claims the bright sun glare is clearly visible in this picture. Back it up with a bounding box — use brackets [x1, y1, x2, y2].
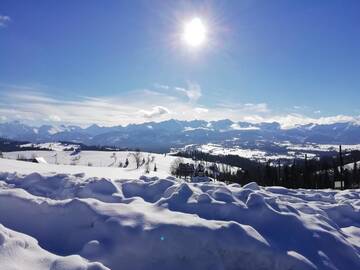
[182, 18, 207, 48]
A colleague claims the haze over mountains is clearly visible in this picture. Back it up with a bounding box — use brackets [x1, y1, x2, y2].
[1, 119, 360, 152]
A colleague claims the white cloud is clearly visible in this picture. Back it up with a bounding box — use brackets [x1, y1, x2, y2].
[153, 83, 170, 90]
[217, 102, 270, 114]
[0, 83, 359, 129]
[0, 15, 11, 27]
[175, 82, 202, 102]
[248, 114, 360, 129]
[244, 103, 269, 113]
[194, 107, 209, 113]
[0, 87, 183, 126]
[141, 106, 170, 119]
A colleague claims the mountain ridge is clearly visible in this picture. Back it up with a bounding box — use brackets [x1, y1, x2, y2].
[1, 119, 359, 151]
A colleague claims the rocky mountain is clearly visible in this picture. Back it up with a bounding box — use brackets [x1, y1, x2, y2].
[1, 120, 360, 152]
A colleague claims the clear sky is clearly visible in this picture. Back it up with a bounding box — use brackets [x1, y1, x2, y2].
[0, 0, 359, 127]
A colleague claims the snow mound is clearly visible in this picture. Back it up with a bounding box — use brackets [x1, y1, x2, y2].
[0, 172, 122, 202]
[0, 224, 109, 270]
[0, 170, 359, 269]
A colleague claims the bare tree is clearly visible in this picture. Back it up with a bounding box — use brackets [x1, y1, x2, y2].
[170, 157, 184, 175]
[144, 155, 151, 174]
[144, 162, 150, 174]
[128, 151, 143, 169]
[109, 152, 117, 167]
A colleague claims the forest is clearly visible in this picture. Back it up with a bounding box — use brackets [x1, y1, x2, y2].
[174, 146, 360, 189]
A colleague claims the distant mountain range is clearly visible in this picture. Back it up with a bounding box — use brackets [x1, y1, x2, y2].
[1, 119, 360, 152]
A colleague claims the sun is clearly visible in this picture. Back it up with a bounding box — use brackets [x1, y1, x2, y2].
[182, 18, 207, 48]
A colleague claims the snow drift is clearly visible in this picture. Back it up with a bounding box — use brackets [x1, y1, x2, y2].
[0, 223, 109, 270]
[0, 168, 359, 270]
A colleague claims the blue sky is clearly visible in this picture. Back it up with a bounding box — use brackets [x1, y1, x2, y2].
[0, 0, 359, 127]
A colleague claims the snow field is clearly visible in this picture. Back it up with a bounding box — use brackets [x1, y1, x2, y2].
[0, 160, 359, 269]
[2, 150, 193, 179]
[0, 149, 359, 269]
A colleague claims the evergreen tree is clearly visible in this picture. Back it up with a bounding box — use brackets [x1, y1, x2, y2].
[283, 165, 290, 188]
[290, 159, 298, 188]
[303, 154, 309, 188]
[323, 169, 330, 188]
[174, 148, 360, 190]
[339, 145, 344, 190]
[264, 162, 272, 186]
[353, 161, 358, 188]
[333, 160, 340, 189]
[277, 160, 281, 186]
[343, 169, 350, 189]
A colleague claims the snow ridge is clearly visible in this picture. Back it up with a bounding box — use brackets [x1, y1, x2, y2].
[0, 171, 359, 270]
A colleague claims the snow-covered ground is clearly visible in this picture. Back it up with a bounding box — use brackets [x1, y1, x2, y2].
[277, 142, 360, 153]
[2, 150, 192, 179]
[195, 143, 269, 159]
[179, 143, 360, 163]
[0, 152, 359, 269]
[20, 142, 81, 151]
[181, 143, 314, 162]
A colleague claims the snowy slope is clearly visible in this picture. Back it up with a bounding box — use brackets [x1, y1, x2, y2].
[2, 151, 193, 179]
[0, 156, 359, 270]
[20, 142, 80, 151]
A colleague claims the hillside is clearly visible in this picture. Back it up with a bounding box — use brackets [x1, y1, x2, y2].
[1, 150, 190, 179]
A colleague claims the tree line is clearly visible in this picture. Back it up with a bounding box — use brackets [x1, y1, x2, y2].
[174, 146, 360, 190]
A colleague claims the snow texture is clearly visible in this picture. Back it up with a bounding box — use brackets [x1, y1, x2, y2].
[0, 154, 359, 269]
